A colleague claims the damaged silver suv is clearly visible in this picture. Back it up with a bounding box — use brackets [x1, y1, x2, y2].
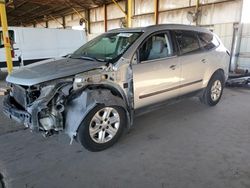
[3, 24, 229, 151]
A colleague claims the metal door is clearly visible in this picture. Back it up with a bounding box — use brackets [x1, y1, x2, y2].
[132, 31, 181, 109]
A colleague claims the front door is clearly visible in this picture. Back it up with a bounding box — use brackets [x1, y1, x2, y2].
[132, 31, 181, 109]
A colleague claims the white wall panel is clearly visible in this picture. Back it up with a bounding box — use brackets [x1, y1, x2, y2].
[201, 0, 231, 4]
[135, 0, 154, 15]
[159, 7, 195, 24]
[200, 0, 241, 25]
[237, 58, 250, 69]
[240, 37, 250, 52]
[107, 20, 122, 30]
[213, 23, 234, 50]
[242, 24, 250, 37]
[90, 7, 104, 22]
[159, 0, 190, 11]
[107, 1, 126, 19]
[72, 11, 85, 20]
[90, 22, 105, 34]
[48, 18, 63, 28]
[67, 19, 81, 27]
[191, 0, 239, 6]
[133, 14, 154, 27]
[238, 23, 250, 70]
[158, 0, 241, 26]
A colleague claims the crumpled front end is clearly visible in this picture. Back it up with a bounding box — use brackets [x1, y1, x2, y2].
[3, 95, 31, 126]
[3, 61, 133, 142]
[3, 80, 73, 136]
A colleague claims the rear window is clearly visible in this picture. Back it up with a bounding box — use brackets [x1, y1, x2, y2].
[0, 30, 15, 48]
[175, 30, 200, 54]
[198, 32, 219, 50]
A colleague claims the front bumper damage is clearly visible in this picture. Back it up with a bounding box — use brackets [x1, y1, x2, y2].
[3, 82, 72, 133]
[3, 83, 130, 141]
[3, 96, 31, 127]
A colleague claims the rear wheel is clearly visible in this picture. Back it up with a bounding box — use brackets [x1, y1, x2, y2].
[77, 105, 126, 152]
[0, 173, 4, 188]
[200, 72, 225, 106]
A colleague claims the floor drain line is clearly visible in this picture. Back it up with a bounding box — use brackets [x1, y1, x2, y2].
[0, 173, 5, 188]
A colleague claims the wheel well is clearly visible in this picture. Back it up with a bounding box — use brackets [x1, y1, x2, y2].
[86, 84, 124, 99]
[212, 69, 225, 80]
[216, 69, 224, 75]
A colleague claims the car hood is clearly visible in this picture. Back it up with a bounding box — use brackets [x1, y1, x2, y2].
[6, 58, 106, 86]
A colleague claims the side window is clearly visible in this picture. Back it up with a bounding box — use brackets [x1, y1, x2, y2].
[0, 30, 15, 48]
[198, 32, 219, 50]
[175, 30, 200, 54]
[139, 32, 174, 62]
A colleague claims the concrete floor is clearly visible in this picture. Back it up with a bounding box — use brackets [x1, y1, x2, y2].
[0, 72, 249, 188]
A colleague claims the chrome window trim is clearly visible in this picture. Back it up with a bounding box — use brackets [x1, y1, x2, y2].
[140, 55, 178, 64]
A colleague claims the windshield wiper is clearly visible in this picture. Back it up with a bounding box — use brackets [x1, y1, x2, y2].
[79, 56, 106, 62]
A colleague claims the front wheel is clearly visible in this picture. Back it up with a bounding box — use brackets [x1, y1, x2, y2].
[77, 105, 126, 152]
[200, 72, 225, 106]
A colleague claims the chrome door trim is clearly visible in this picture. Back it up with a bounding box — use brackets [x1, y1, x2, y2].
[139, 79, 203, 99]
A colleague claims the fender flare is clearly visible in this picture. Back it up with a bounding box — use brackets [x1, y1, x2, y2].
[64, 89, 130, 140]
[203, 68, 225, 88]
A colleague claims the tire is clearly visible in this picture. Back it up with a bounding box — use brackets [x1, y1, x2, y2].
[0, 173, 4, 188]
[200, 71, 225, 106]
[77, 105, 126, 152]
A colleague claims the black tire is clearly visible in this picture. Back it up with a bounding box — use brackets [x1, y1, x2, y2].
[200, 71, 225, 106]
[0, 173, 4, 188]
[77, 105, 126, 152]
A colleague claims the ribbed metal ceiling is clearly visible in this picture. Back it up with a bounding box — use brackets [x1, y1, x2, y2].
[6, 0, 111, 26]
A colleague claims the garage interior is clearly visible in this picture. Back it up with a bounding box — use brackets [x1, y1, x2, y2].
[0, 0, 250, 188]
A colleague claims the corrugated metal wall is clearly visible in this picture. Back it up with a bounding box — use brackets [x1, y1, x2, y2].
[33, 0, 241, 33]
[87, 0, 241, 33]
[238, 24, 250, 70]
[86, 0, 241, 52]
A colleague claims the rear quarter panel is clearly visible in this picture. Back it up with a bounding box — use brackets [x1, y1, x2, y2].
[202, 42, 230, 88]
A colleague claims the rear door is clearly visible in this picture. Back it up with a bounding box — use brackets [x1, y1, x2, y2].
[132, 31, 181, 109]
[11, 29, 22, 63]
[174, 30, 206, 94]
[0, 29, 21, 66]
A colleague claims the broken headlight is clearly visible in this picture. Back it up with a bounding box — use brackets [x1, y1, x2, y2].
[73, 70, 107, 90]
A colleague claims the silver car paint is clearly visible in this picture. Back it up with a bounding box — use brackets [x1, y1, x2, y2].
[4, 24, 230, 140]
[122, 25, 229, 109]
[6, 57, 106, 86]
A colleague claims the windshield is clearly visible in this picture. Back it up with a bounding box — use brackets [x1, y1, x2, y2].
[70, 32, 142, 63]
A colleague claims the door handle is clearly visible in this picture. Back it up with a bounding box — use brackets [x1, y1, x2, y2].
[169, 65, 176, 70]
[201, 59, 206, 63]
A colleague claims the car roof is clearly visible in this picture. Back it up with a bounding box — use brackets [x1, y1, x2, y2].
[108, 24, 211, 34]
